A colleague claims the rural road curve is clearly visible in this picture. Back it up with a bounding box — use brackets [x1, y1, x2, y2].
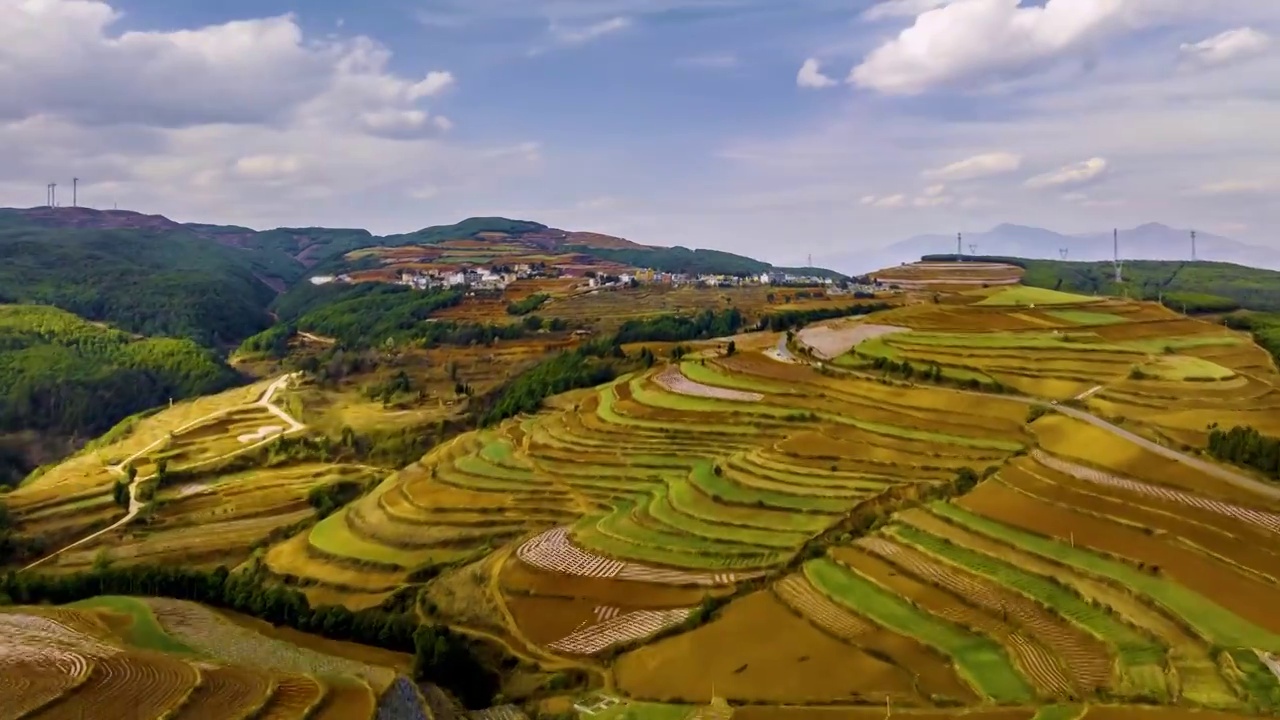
[1046, 402, 1280, 502]
[774, 335, 798, 362]
[297, 331, 335, 346]
[21, 374, 307, 572]
[785, 328, 1280, 504]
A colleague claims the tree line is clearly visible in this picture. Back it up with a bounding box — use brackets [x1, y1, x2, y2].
[0, 564, 501, 708]
[506, 293, 549, 316]
[1221, 312, 1280, 367]
[757, 302, 893, 332]
[1207, 424, 1280, 480]
[613, 308, 744, 344]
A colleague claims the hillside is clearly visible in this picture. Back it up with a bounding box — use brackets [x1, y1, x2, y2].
[0, 304, 240, 485]
[12, 207, 1280, 719]
[0, 208, 845, 351]
[7, 272, 1280, 715]
[0, 588, 437, 718]
[0, 212, 278, 345]
[872, 221, 1280, 271]
[919, 254, 1280, 313]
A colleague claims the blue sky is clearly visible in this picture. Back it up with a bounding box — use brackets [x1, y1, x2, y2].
[1, 0, 1278, 271]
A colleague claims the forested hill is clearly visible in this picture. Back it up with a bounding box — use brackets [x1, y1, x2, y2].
[0, 209, 845, 344]
[922, 254, 1280, 313]
[0, 216, 278, 346]
[0, 304, 241, 485]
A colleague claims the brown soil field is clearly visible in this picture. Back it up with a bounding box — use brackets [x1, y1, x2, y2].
[895, 508, 1227, 687]
[958, 480, 1280, 634]
[614, 591, 920, 704]
[865, 534, 1107, 695]
[735, 708, 1035, 720]
[895, 509, 1220, 653]
[499, 559, 713, 606]
[1028, 456, 1278, 550]
[1083, 707, 1264, 719]
[771, 574, 978, 703]
[216, 609, 411, 672]
[828, 546, 1062, 699]
[313, 678, 376, 720]
[504, 595, 606, 645]
[1030, 414, 1280, 510]
[1004, 461, 1280, 582]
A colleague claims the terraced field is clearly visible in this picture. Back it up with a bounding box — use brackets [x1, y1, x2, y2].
[12, 277, 1280, 718]
[833, 292, 1272, 418]
[0, 599, 422, 720]
[871, 261, 1024, 289]
[265, 346, 1028, 657]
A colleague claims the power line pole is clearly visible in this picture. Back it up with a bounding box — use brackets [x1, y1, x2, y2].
[1190, 230, 1197, 262]
[957, 232, 963, 261]
[1113, 228, 1122, 283]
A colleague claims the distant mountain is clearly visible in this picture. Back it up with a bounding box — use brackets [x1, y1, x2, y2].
[2, 207, 845, 284]
[0, 207, 847, 347]
[844, 222, 1280, 274]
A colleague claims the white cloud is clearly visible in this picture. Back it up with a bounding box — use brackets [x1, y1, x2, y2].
[0, 3, 457, 138]
[1181, 28, 1271, 68]
[922, 151, 1023, 181]
[860, 193, 908, 208]
[922, 183, 947, 197]
[233, 154, 302, 181]
[849, 0, 1156, 94]
[1025, 157, 1109, 189]
[797, 58, 837, 89]
[912, 193, 953, 207]
[1186, 180, 1270, 196]
[0, 0, 545, 233]
[862, 0, 952, 22]
[1061, 191, 1123, 207]
[551, 16, 632, 45]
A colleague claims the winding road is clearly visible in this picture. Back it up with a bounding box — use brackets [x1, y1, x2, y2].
[21, 374, 307, 572]
[1044, 401, 1280, 502]
[781, 328, 1280, 504]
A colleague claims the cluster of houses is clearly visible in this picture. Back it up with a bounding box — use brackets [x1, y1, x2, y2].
[308, 264, 878, 294]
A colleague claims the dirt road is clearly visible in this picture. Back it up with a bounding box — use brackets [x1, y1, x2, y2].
[21, 374, 307, 572]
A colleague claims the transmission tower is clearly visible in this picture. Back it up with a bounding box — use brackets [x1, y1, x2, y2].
[957, 232, 963, 260]
[73, 177, 79, 208]
[1112, 228, 1123, 283]
[1059, 248, 1069, 260]
[50, 182, 57, 208]
[968, 243, 978, 256]
[1190, 230, 1197, 261]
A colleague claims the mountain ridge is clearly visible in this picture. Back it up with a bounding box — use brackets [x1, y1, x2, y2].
[851, 221, 1278, 273]
[0, 206, 842, 282]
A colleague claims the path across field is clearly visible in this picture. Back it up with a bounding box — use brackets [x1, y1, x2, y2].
[22, 374, 307, 572]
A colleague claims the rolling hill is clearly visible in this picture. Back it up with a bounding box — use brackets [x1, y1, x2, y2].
[844, 221, 1280, 274]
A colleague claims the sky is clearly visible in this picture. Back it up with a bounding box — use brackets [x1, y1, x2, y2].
[2, 0, 1278, 270]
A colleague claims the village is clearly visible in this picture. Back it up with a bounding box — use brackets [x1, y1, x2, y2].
[310, 263, 881, 295]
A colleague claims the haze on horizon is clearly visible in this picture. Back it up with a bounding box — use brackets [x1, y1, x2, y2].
[2, 0, 1277, 268]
